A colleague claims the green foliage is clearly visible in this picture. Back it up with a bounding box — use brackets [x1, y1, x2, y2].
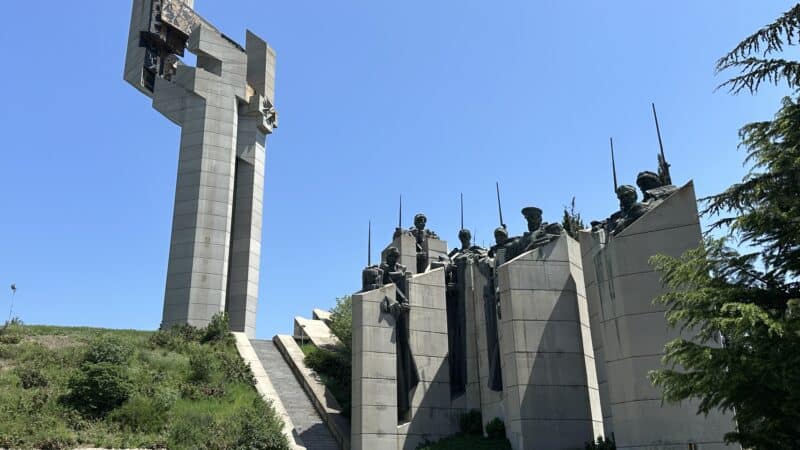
[561, 196, 586, 240]
[304, 345, 352, 416]
[85, 335, 135, 365]
[585, 435, 616, 450]
[415, 434, 512, 450]
[716, 4, 800, 94]
[485, 417, 505, 440]
[459, 409, 483, 435]
[0, 323, 289, 448]
[188, 349, 216, 383]
[329, 296, 353, 349]
[66, 362, 135, 417]
[14, 365, 48, 389]
[703, 95, 800, 279]
[235, 398, 292, 450]
[647, 9, 800, 449]
[109, 395, 168, 434]
[201, 312, 232, 344]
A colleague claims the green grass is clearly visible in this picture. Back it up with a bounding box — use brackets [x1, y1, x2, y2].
[0, 316, 290, 450]
[416, 434, 512, 450]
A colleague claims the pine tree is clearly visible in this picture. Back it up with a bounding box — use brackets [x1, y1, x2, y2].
[649, 4, 800, 448]
[562, 197, 585, 240]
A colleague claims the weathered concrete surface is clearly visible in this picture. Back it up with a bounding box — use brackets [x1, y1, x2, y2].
[251, 338, 338, 450]
[275, 334, 350, 450]
[496, 235, 604, 450]
[233, 332, 306, 450]
[124, 1, 276, 338]
[578, 181, 735, 449]
[351, 268, 463, 450]
[294, 316, 341, 348]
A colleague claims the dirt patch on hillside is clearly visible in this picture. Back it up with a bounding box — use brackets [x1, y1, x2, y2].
[26, 335, 82, 351]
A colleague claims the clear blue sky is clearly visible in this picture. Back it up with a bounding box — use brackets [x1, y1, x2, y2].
[0, 1, 794, 338]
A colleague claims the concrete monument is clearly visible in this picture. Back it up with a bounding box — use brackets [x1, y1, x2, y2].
[123, 0, 276, 337]
[579, 181, 735, 449]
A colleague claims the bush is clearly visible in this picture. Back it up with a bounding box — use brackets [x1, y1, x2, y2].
[188, 350, 216, 383]
[150, 324, 203, 352]
[485, 417, 505, 440]
[459, 409, 483, 435]
[109, 395, 168, 434]
[201, 313, 231, 344]
[168, 410, 223, 449]
[14, 365, 48, 389]
[85, 335, 134, 365]
[585, 436, 616, 450]
[219, 348, 255, 386]
[304, 345, 351, 415]
[66, 362, 134, 417]
[329, 296, 352, 349]
[234, 398, 291, 450]
[0, 334, 22, 344]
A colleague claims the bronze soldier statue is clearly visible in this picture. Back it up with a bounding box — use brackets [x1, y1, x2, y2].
[636, 170, 677, 204]
[607, 184, 649, 235]
[379, 247, 419, 421]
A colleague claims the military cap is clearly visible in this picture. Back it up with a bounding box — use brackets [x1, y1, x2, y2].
[521, 206, 543, 218]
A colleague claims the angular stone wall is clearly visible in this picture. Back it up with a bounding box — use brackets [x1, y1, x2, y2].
[352, 268, 463, 450]
[578, 181, 735, 449]
[468, 259, 505, 427]
[496, 235, 604, 450]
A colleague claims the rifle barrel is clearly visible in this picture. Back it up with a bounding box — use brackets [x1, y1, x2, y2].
[368, 220, 372, 266]
[460, 193, 464, 230]
[496, 182, 505, 228]
[652, 103, 666, 160]
[610, 137, 618, 192]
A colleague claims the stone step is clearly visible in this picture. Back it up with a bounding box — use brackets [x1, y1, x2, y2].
[251, 339, 341, 450]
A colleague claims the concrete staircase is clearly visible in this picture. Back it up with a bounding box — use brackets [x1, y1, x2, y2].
[251, 339, 340, 450]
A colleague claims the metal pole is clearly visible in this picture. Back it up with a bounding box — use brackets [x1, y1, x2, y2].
[496, 182, 506, 229]
[460, 193, 464, 230]
[610, 137, 618, 192]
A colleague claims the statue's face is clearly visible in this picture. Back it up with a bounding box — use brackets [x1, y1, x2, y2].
[619, 191, 637, 209]
[387, 252, 398, 265]
[459, 231, 471, 248]
[494, 229, 508, 244]
[414, 215, 426, 229]
[526, 215, 542, 231]
[637, 178, 661, 192]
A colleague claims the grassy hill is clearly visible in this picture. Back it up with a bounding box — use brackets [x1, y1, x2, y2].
[0, 316, 289, 450]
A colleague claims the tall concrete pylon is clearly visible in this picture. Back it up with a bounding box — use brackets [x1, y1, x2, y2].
[123, 0, 277, 338]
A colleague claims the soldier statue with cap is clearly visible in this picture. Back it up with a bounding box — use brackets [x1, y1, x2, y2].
[636, 170, 677, 204]
[607, 184, 649, 235]
[505, 207, 563, 260]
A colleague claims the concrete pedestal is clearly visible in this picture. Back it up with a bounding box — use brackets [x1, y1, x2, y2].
[578, 181, 735, 449]
[352, 268, 463, 450]
[496, 235, 604, 450]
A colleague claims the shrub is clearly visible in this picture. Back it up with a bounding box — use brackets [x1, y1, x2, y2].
[219, 348, 255, 386]
[66, 362, 134, 417]
[201, 312, 231, 344]
[329, 296, 352, 349]
[459, 409, 483, 436]
[234, 398, 291, 450]
[0, 334, 22, 344]
[485, 417, 505, 440]
[14, 366, 48, 389]
[585, 436, 616, 450]
[109, 395, 167, 434]
[84, 335, 134, 365]
[168, 410, 226, 450]
[304, 345, 351, 415]
[188, 350, 216, 383]
[150, 323, 203, 352]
